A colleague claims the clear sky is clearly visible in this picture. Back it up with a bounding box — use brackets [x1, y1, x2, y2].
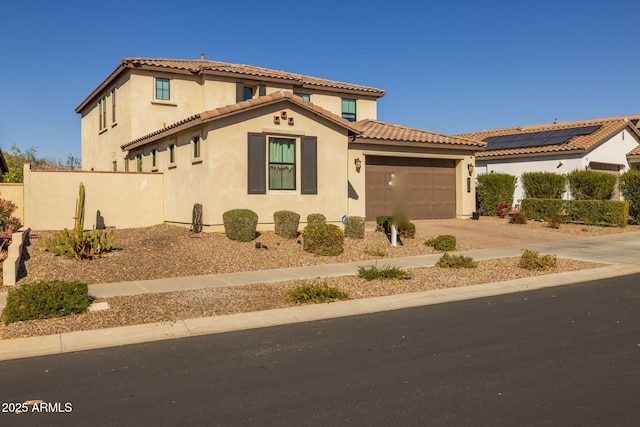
[1, 0, 639, 160]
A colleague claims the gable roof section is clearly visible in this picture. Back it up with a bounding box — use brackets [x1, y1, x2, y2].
[77, 57, 386, 112]
[458, 116, 640, 158]
[353, 119, 486, 151]
[121, 91, 359, 151]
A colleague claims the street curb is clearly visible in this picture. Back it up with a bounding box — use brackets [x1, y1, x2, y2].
[1, 263, 639, 362]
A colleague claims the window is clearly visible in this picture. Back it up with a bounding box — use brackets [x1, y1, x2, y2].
[112, 160, 117, 172]
[136, 155, 142, 172]
[98, 96, 107, 130]
[169, 144, 175, 164]
[193, 136, 201, 159]
[294, 93, 310, 102]
[111, 88, 116, 123]
[341, 98, 356, 122]
[155, 77, 170, 100]
[243, 86, 253, 101]
[151, 149, 157, 168]
[124, 158, 129, 172]
[269, 137, 296, 190]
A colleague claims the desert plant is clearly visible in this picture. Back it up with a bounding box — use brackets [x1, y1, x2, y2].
[40, 227, 116, 260]
[619, 170, 640, 223]
[376, 215, 394, 231]
[521, 172, 567, 199]
[435, 253, 478, 268]
[274, 210, 300, 239]
[0, 198, 22, 252]
[223, 209, 258, 242]
[287, 282, 349, 304]
[362, 244, 387, 257]
[2, 280, 90, 324]
[518, 249, 557, 270]
[567, 169, 617, 200]
[302, 223, 344, 256]
[344, 216, 365, 239]
[509, 211, 528, 224]
[357, 264, 408, 280]
[477, 173, 517, 216]
[425, 235, 457, 251]
[545, 213, 563, 229]
[307, 213, 326, 224]
[75, 182, 85, 230]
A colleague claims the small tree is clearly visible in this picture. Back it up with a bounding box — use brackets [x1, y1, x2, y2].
[567, 169, 617, 200]
[619, 170, 640, 222]
[521, 172, 567, 199]
[476, 173, 517, 216]
[0, 198, 22, 252]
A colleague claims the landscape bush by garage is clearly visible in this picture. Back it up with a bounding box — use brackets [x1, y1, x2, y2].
[375, 215, 415, 238]
[273, 210, 300, 239]
[520, 199, 565, 220]
[223, 209, 258, 241]
[619, 170, 640, 223]
[477, 173, 517, 216]
[306, 213, 326, 224]
[521, 172, 567, 199]
[344, 216, 365, 239]
[567, 169, 617, 200]
[521, 198, 628, 227]
[2, 280, 90, 324]
[302, 223, 344, 256]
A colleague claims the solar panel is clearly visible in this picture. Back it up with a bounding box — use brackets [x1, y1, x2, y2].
[484, 125, 601, 151]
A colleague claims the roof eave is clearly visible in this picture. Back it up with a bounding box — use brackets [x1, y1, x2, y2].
[352, 137, 486, 152]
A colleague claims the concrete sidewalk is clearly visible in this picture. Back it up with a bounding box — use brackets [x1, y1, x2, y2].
[1, 232, 640, 361]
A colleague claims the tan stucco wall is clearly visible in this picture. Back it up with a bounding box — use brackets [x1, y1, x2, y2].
[127, 102, 351, 231]
[23, 164, 163, 230]
[347, 144, 478, 220]
[0, 183, 24, 222]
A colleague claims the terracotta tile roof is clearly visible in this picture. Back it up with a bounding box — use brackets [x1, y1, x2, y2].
[77, 57, 385, 112]
[121, 91, 359, 151]
[457, 116, 640, 158]
[354, 119, 486, 150]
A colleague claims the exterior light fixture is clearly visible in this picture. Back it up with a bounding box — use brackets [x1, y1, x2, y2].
[354, 157, 362, 172]
[467, 163, 474, 176]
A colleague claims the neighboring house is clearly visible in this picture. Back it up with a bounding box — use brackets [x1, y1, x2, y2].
[458, 116, 640, 203]
[77, 56, 484, 230]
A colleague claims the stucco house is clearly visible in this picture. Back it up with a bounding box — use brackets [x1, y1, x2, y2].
[75, 56, 484, 230]
[458, 115, 640, 203]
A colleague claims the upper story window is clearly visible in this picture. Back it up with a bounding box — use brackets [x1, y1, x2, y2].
[98, 96, 107, 131]
[111, 88, 116, 123]
[136, 154, 143, 172]
[269, 137, 296, 190]
[169, 143, 176, 164]
[155, 77, 170, 100]
[124, 157, 129, 172]
[341, 98, 356, 122]
[151, 149, 157, 169]
[193, 136, 201, 159]
[294, 93, 310, 102]
[243, 86, 253, 101]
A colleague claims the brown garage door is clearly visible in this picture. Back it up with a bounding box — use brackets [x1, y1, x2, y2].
[365, 156, 456, 220]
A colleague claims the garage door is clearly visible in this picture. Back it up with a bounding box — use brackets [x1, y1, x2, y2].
[365, 156, 457, 220]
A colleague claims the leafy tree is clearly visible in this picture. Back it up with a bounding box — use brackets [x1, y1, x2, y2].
[2, 144, 80, 182]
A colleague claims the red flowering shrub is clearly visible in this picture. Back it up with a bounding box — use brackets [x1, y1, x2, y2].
[497, 201, 512, 218]
[0, 198, 22, 252]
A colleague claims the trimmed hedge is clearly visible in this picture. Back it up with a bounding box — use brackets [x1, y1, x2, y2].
[2, 280, 90, 324]
[521, 198, 628, 227]
[521, 172, 567, 199]
[306, 213, 326, 224]
[274, 210, 300, 239]
[302, 223, 344, 256]
[477, 173, 517, 216]
[344, 216, 365, 239]
[567, 169, 617, 200]
[223, 209, 258, 241]
[619, 170, 640, 223]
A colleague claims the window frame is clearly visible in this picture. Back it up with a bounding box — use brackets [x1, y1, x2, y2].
[341, 98, 356, 122]
[155, 77, 170, 101]
[168, 143, 176, 165]
[294, 93, 310, 102]
[268, 136, 297, 191]
[111, 88, 116, 124]
[136, 154, 142, 172]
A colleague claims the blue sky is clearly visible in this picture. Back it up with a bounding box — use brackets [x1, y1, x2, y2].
[1, 0, 639, 160]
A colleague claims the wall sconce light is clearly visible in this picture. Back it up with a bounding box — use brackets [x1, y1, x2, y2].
[467, 163, 474, 176]
[354, 157, 362, 172]
[557, 161, 564, 168]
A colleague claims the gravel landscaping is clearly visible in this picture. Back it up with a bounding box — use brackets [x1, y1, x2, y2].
[1, 217, 634, 339]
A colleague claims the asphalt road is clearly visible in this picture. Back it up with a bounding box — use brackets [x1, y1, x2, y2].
[1, 274, 639, 426]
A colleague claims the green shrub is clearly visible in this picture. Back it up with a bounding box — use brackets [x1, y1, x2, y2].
[546, 213, 563, 229]
[521, 198, 565, 221]
[567, 169, 617, 200]
[357, 264, 408, 280]
[302, 223, 344, 256]
[273, 210, 300, 239]
[565, 200, 628, 227]
[40, 227, 116, 260]
[521, 172, 567, 199]
[375, 216, 415, 238]
[435, 253, 478, 268]
[344, 216, 365, 239]
[307, 213, 326, 224]
[223, 209, 258, 242]
[425, 235, 457, 251]
[477, 173, 517, 216]
[509, 211, 528, 224]
[518, 249, 557, 270]
[399, 222, 416, 239]
[287, 282, 349, 304]
[376, 215, 394, 231]
[2, 280, 90, 324]
[619, 170, 640, 223]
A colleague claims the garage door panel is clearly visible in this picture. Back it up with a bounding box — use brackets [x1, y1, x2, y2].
[365, 156, 456, 220]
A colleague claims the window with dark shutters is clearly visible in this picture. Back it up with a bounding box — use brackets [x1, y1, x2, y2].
[247, 133, 266, 194]
[301, 136, 317, 194]
[236, 82, 245, 103]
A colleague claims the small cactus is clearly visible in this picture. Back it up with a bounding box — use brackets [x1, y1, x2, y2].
[75, 182, 85, 230]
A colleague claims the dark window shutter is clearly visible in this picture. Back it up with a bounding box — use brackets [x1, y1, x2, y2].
[236, 82, 245, 103]
[301, 136, 317, 194]
[258, 84, 266, 96]
[248, 133, 266, 194]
